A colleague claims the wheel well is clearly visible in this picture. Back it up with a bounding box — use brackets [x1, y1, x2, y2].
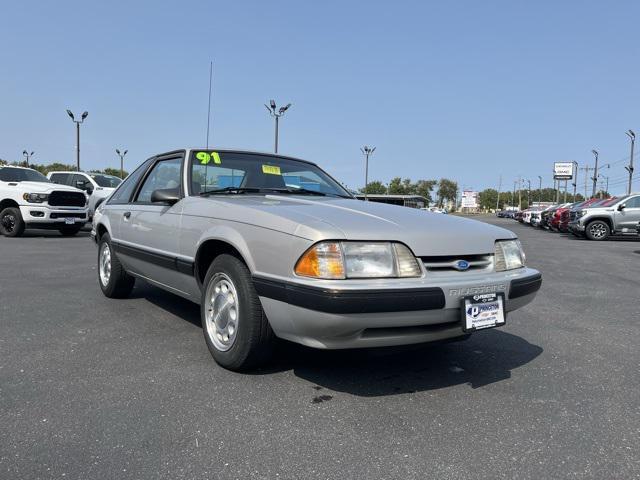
[195, 240, 247, 286]
[0, 199, 20, 211]
[586, 217, 613, 230]
[96, 224, 108, 241]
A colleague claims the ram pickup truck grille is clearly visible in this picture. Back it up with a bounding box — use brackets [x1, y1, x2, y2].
[49, 212, 86, 219]
[48, 191, 86, 207]
[420, 254, 493, 273]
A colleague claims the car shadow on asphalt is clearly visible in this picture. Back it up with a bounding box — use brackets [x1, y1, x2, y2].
[273, 331, 543, 396]
[17, 230, 92, 238]
[131, 282, 543, 396]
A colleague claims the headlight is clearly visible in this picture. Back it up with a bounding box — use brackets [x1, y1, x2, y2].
[577, 210, 586, 218]
[23, 193, 49, 203]
[294, 241, 422, 279]
[494, 239, 525, 271]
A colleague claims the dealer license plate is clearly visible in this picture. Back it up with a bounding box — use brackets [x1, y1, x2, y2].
[64, 218, 76, 225]
[462, 292, 505, 332]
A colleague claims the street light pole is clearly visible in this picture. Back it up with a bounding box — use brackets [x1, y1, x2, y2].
[591, 149, 599, 198]
[527, 179, 531, 206]
[115, 149, 128, 179]
[22, 150, 34, 168]
[66, 110, 88, 171]
[360, 146, 376, 201]
[625, 130, 635, 195]
[572, 161, 578, 200]
[264, 100, 291, 153]
[537, 175, 542, 203]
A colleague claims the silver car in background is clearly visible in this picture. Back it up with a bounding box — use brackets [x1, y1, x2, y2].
[93, 149, 541, 371]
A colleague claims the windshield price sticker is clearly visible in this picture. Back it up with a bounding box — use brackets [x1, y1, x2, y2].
[196, 151, 222, 165]
[262, 165, 281, 175]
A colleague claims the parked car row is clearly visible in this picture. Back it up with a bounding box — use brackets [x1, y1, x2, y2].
[0, 165, 122, 237]
[503, 194, 640, 240]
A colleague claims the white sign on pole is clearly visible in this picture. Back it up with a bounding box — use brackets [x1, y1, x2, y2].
[461, 190, 478, 208]
[554, 162, 574, 180]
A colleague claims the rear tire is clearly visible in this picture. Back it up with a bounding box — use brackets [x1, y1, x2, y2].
[0, 207, 25, 237]
[201, 254, 275, 371]
[59, 225, 83, 236]
[98, 233, 135, 298]
[585, 220, 610, 241]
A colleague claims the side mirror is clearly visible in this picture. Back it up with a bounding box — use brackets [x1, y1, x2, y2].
[618, 203, 626, 211]
[150, 188, 180, 205]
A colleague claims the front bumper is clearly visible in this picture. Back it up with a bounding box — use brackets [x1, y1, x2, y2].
[253, 268, 542, 349]
[568, 221, 585, 233]
[20, 205, 88, 228]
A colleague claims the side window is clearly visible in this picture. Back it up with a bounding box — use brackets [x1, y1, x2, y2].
[108, 159, 154, 205]
[50, 173, 69, 185]
[72, 174, 88, 189]
[135, 158, 182, 203]
[624, 196, 640, 208]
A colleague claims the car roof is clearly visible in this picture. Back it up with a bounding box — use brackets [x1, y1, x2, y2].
[155, 148, 318, 167]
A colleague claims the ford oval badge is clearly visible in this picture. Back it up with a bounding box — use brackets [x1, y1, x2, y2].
[455, 260, 470, 271]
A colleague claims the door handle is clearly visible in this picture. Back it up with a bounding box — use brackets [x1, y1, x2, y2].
[123, 211, 131, 219]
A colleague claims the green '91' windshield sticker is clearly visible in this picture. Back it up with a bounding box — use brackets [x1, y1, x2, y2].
[196, 151, 222, 165]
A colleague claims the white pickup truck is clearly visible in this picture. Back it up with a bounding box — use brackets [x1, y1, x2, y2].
[0, 166, 89, 237]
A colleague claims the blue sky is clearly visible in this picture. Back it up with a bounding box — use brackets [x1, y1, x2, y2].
[1, 0, 639, 195]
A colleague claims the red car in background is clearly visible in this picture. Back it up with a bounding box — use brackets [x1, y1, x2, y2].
[549, 203, 572, 231]
[558, 198, 605, 232]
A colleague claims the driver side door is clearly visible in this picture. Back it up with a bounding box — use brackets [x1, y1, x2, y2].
[117, 153, 188, 296]
[614, 195, 640, 231]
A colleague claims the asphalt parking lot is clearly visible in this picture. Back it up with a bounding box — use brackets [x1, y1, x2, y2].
[1, 217, 639, 479]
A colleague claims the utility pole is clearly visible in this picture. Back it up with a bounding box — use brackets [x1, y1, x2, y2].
[66, 110, 88, 171]
[496, 175, 502, 211]
[563, 180, 568, 203]
[264, 100, 292, 153]
[591, 149, 599, 198]
[527, 179, 531, 206]
[625, 130, 635, 195]
[518, 176, 522, 210]
[580, 165, 592, 198]
[360, 146, 376, 200]
[571, 161, 578, 200]
[115, 149, 128, 179]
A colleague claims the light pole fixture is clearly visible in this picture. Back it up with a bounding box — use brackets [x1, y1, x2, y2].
[360, 146, 376, 201]
[22, 150, 34, 168]
[264, 100, 291, 153]
[66, 109, 88, 171]
[115, 149, 128, 179]
[625, 129, 635, 195]
[591, 149, 599, 198]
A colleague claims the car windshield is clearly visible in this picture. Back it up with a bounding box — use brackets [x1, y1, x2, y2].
[0, 167, 50, 183]
[190, 151, 352, 198]
[90, 174, 122, 188]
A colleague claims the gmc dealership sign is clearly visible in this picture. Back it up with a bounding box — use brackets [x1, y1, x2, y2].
[553, 162, 574, 180]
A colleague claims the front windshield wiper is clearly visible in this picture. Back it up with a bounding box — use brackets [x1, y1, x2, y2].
[265, 188, 352, 198]
[199, 187, 262, 196]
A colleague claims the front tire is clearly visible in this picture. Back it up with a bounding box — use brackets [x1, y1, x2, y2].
[201, 254, 275, 371]
[0, 207, 25, 237]
[585, 220, 610, 241]
[98, 233, 135, 298]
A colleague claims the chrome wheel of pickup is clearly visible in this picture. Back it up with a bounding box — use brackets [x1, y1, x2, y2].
[99, 242, 112, 287]
[205, 273, 239, 351]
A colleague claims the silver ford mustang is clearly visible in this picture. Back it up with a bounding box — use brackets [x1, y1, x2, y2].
[92, 149, 541, 371]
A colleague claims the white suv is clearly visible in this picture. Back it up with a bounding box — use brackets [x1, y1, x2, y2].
[47, 171, 122, 219]
[0, 166, 88, 237]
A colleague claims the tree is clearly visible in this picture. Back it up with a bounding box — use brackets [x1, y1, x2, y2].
[360, 180, 387, 194]
[414, 179, 437, 205]
[478, 188, 500, 210]
[437, 178, 458, 207]
[387, 177, 405, 194]
[102, 167, 129, 178]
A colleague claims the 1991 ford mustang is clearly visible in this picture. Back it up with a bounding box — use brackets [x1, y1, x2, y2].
[92, 149, 541, 371]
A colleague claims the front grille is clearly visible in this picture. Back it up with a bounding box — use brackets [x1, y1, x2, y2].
[50, 212, 86, 219]
[48, 191, 86, 207]
[421, 254, 492, 273]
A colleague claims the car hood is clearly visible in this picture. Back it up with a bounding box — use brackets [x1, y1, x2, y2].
[187, 195, 515, 256]
[6, 181, 86, 194]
